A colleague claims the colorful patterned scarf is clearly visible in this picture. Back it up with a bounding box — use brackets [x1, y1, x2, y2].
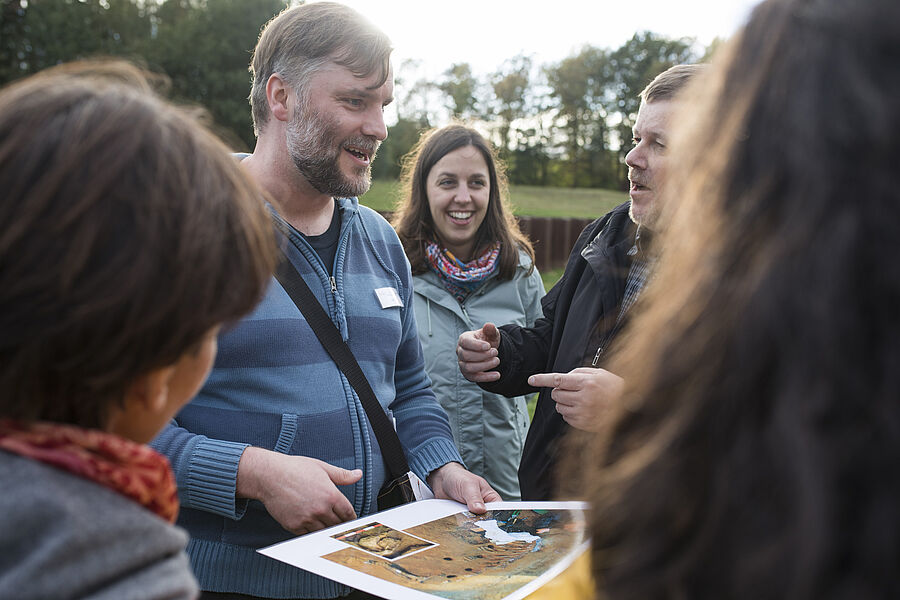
[425, 240, 501, 303]
[0, 419, 179, 523]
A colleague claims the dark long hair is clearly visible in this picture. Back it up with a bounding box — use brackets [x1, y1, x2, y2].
[582, 0, 900, 597]
[0, 61, 277, 429]
[392, 124, 535, 278]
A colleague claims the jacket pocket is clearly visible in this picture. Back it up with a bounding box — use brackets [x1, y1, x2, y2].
[177, 404, 298, 450]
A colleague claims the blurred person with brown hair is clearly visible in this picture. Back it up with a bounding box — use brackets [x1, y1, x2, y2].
[0, 60, 276, 599]
[457, 64, 704, 500]
[393, 124, 544, 500]
[582, 0, 900, 597]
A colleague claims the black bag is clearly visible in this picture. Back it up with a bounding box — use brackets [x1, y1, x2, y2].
[274, 258, 416, 511]
[377, 473, 415, 511]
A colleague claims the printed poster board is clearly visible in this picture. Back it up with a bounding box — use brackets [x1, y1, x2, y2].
[259, 499, 589, 600]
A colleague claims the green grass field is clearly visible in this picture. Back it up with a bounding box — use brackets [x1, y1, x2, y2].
[360, 180, 628, 219]
[539, 267, 566, 292]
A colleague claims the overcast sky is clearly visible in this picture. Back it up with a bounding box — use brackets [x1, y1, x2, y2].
[330, 0, 762, 77]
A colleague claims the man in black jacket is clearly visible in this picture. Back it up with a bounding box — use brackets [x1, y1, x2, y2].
[457, 64, 704, 500]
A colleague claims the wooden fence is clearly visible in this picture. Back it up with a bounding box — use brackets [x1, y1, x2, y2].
[515, 216, 594, 272]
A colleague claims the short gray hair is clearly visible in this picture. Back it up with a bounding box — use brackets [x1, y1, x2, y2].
[640, 63, 707, 103]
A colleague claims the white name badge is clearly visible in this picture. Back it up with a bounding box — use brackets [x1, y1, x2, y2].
[375, 287, 403, 309]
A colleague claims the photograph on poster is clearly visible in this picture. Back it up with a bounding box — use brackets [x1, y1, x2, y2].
[331, 522, 438, 561]
[259, 500, 588, 600]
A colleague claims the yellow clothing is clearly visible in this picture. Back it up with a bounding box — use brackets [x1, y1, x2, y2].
[525, 551, 595, 599]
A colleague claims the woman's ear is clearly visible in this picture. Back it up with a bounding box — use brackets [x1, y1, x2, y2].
[127, 366, 177, 413]
[107, 365, 177, 443]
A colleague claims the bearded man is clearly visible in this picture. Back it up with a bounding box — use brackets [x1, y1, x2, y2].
[151, 4, 497, 599]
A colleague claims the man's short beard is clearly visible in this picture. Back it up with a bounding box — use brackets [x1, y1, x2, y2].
[629, 199, 660, 231]
[285, 95, 378, 198]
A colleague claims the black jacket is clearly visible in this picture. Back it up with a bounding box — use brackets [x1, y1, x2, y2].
[480, 202, 637, 500]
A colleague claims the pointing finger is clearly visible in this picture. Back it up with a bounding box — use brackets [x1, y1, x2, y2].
[528, 373, 562, 388]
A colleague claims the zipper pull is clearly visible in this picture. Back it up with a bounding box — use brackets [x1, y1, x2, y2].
[591, 346, 602, 367]
[461, 304, 473, 327]
[330, 276, 337, 294]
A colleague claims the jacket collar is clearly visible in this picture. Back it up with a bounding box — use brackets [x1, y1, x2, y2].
[581, 205, 637, 273]
[267, 196, 359, 240]
[627, 225, 656, 261]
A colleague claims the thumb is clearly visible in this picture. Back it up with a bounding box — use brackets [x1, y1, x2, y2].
[323, 463, 363, 486]
[482, 322, 500, 348]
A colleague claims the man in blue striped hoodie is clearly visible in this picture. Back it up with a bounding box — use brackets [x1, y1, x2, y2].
[151, 4, 499, 599]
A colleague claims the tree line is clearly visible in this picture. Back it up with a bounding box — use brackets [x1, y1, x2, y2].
[1, 0, 715, 190]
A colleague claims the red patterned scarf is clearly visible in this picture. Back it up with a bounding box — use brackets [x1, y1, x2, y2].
[0, 419, 179, 523]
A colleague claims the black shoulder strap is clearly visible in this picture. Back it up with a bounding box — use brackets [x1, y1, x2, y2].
[274, 258, 411, 480]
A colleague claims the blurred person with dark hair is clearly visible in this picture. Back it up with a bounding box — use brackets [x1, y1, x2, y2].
[393, 124, 544, 500]
[457, 64, 704, 501]
[0, 60, 276, 599]
[581, 0, 900, 597]
[151, 4, 497, 598]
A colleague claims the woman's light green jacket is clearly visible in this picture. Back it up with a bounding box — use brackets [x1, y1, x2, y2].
[412, 250, 544, 500]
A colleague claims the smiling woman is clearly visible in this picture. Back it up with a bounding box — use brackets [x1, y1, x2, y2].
[425, 145, 491, 261]
[392, 125, 545, 500]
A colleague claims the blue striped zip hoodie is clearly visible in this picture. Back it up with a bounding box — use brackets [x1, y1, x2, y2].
[151, 197, 463, 598]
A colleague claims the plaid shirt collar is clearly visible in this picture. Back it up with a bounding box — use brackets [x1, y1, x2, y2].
[618, 226, 656, 325]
